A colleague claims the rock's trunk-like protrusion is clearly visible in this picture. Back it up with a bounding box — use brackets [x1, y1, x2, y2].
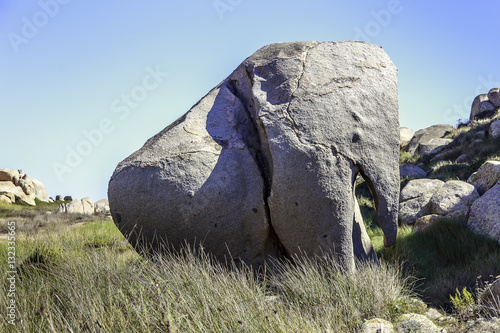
[108, 41, 400, 269]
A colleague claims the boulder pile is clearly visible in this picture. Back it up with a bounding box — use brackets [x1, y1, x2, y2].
[57, 198, 110, 215]
[0, 168, 49, 205]
[470, 88, 500, 120]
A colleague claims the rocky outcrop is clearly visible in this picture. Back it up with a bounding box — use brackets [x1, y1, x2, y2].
[470, 89, 500, 120]
[467, 160, 500, 195]
[405, 125, 454, 157]
[489, 88, 500, 107]
[399, 179, 478, 225]
[57, 197, 95, 215]
[468, 182, 500, 243]
[0, 168, 49, 205]
[109, 41, 400, 269]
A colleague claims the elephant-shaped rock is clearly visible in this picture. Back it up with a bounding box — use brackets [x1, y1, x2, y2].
[108, 41, 400, 270]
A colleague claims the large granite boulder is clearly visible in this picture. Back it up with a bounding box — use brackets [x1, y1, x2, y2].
[108, 41, 400, 269]
[468, 182, 500, 244]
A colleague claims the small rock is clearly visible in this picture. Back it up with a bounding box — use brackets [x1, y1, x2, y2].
[455, 154, 468, 163]
[488, 88, 500, 107]
[396, 313, 441, 332]
[467, 160, 500, 195]
[489, 120, 500, 139]
[55, 195, 64, 201]
[400, 165, 427, 179]
[472, 139, 484, 146]
[360, 318, 395, 333]
[64, 195, 74, 201]
[475, 130, 486, 139]
[44, 211, 52, 215]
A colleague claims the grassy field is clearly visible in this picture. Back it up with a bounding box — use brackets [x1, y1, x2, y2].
[1, 200, 499, 332]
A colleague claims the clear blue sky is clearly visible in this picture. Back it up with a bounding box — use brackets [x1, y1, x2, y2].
[1, 0, 499, 201]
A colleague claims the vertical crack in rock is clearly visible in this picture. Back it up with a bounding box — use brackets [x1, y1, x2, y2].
[226, 72, 286, 257]
[282, 44, 317, 145]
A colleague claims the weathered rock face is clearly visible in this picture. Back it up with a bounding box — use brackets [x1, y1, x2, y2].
[405, 125, 454, 157]
[468, 182, 500, 244]
[108, 41, 400, 269]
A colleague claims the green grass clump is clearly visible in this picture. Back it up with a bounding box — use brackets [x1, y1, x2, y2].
[378, 220, 500, 310]
[400, 151, 420, 165]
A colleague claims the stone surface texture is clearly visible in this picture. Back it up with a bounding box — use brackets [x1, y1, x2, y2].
[468, 182, 500, 243]
[405, 125, 454, 156]
[108, 41, 400, 269]
[467, 160, 500, 195]
[429, 180, 479, 218]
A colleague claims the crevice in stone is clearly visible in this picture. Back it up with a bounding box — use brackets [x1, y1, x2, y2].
[283, 43, 318, 144]
[225, 71, 287, 258]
